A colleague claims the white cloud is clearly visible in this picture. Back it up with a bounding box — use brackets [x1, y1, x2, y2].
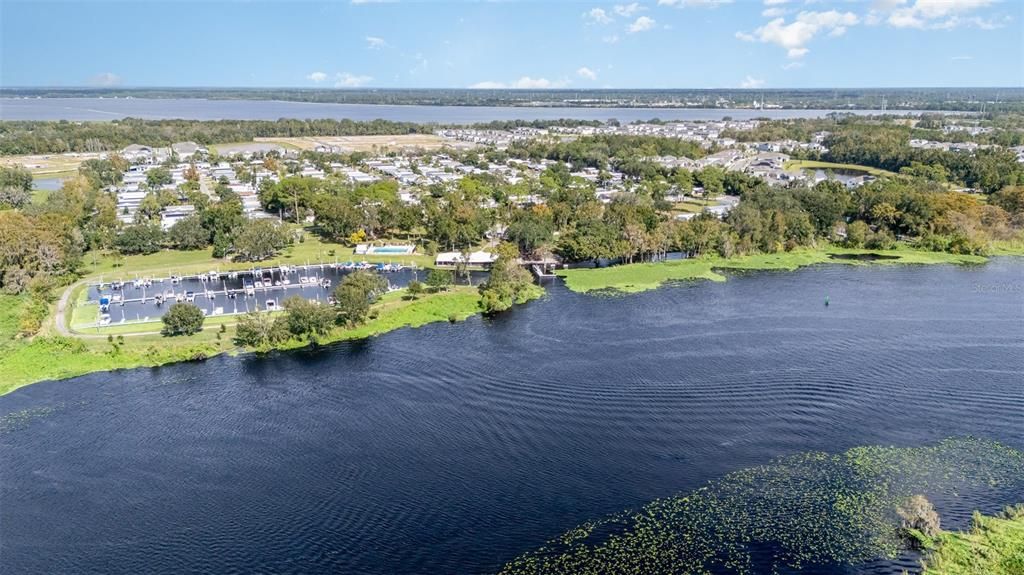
[658, 0, 733, 7]
[628, 16, 657, 33]
[737, 10, 859, 58]
[307, 71, 328, 83]
[577, 66, 598, 80]
[365, 36, 387, 49]
[335, 73, 373, 87]
[513, 76, 569, 89]
[740, 75, 765, 89]
[873, 0, 1000, 29]
[762, 7, 786, 18]
[781, 61, 805, 70]
[614, 2, 643, 17]
[583, 7, 613, 24]
[763, 0, 789, 5]
[469, 77, 570, 90]
[88, 72, 121, 87]
[602, 34, 621, 44]
[951, 55, 973, 61]
[469, 81, 507, 89]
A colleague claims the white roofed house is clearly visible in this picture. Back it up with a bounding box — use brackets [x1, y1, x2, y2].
[434, 250, 499, 268]
[160, 205, 197, 230]
[121, 144, 156, 163]
[171, 141, 207, 160]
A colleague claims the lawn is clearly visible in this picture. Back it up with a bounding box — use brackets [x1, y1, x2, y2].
[783, 159, 899, 178]
[77, 233, 437, 282]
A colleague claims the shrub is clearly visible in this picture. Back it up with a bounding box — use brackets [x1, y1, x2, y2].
[160, 302, 205, 336]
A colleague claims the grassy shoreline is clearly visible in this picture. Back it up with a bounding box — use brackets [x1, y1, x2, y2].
[921, 506, 1024, 575]
[556, 246, 1001, 294]
[0, 285, 544, 397]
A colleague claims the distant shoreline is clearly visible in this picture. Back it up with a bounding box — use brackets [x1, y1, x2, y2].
[0, 97, 962, 123]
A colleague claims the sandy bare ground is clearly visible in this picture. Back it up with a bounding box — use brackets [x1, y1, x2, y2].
[0, 152, 103, 177]
[254, 134, 459, 152]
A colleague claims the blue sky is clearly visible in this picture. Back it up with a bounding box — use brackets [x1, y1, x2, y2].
[1, 0, 1021, 88]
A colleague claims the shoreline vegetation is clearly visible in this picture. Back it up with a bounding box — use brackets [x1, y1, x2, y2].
[920, 505, 1024, 575]
[1, 243, 1016, 397]
[0, 284, 544, 397]
[556, 245, 1002, 294]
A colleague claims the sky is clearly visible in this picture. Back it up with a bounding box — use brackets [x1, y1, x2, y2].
[1, 0, 1021, 89]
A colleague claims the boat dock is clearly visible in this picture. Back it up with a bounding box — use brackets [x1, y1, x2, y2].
[89, 260, 415, 304]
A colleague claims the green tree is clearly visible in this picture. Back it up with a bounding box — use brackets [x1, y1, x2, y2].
[425, 268, 453, 292]
[282, 296, 335, 341]
[161, 302, 205, 336]
[0, 166, 33, 193]
[234, 312, 290, 348]
[115, 222, 164, 255]
[233, 219, 288, 261]
[168, 214, 210, 250]
[479, 243, 534, 314]
[333, 270, 388, 326]
[146, 166, 172, 188]
[406, 280, 424, 299]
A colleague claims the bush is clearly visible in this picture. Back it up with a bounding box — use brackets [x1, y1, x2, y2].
[160, 302, 205, 336]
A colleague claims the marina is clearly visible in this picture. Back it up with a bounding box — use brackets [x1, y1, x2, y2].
[83, 261, 435, 329]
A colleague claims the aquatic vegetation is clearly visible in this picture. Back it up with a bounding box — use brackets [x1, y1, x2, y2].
[498, 438, 1024, 575]
[556, 247, 991, 294]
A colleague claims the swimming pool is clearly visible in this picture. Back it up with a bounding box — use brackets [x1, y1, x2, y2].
[368, 246, 415, 255]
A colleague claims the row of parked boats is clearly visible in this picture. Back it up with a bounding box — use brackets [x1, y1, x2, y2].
[98, 261, 410, 293]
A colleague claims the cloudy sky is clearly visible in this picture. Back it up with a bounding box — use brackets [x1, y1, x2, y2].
[1, 0, 1020, 89]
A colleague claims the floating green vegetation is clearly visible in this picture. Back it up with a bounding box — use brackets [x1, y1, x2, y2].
[498, 438, 1024, 575]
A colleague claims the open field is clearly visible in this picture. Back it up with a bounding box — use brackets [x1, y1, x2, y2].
[254, 134, 454, 152]
[783, 159, 899, 178]
[0, 152, 101, 177]
[556, 246, 991, 294]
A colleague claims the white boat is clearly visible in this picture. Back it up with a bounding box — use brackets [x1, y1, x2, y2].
[254, 280, 264, 289]
[299, 276, 309, 285]
[320, 279, 332, 288]
[282, 278, 291, 286]
[265, 300, 277, 311]
[185, 291, 196, 302]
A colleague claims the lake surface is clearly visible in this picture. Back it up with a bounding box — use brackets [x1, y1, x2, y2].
[0, 98, 919, 122]
[2, 261, 1023, 574]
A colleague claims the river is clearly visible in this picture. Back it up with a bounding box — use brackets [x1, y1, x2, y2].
[1, 261, 1022, 574]
[0, 98, 925, 122]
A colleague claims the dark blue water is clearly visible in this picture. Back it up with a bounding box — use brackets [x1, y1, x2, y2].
[2, 260, 1022, 574]
[0, 98, 914, 122]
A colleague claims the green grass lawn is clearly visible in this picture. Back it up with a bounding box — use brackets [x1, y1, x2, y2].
[922, 507, 1024, 575]
[783, 159, 899, 178]
[556, 246, 989, 294]
[77, 234, 437, 282]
